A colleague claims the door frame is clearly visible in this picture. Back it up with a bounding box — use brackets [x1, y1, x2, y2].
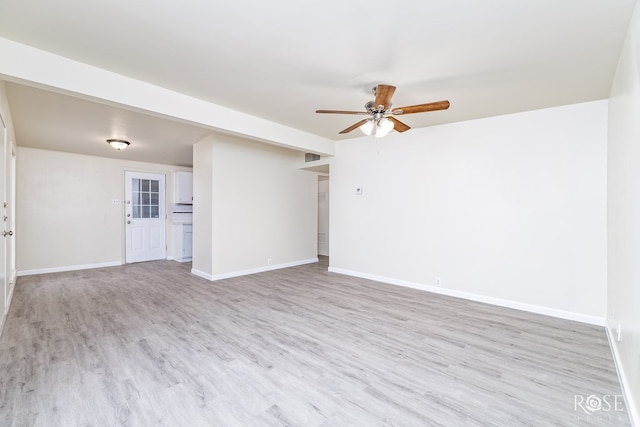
[6, 140, 16, 296]
[318, 175, 330, 257]
[0, 111, 15, 324]
[124, 170, 167, 264]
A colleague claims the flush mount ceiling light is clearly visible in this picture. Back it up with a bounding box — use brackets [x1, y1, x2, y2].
[107, 139, 130, 150]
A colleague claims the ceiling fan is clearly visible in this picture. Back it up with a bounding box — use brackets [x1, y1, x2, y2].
[316, 84, 450, 137]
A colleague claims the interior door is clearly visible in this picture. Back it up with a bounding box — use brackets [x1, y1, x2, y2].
[4, 140, 16, 310]
[0, 113, 6, 316]
[0, 114, 14, 317]
[7, 142, 15, 286]
[125, 171, 166, 263]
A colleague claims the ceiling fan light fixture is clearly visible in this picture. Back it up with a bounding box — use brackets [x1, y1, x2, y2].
[316, 84, 449, 136]
[360, 119, 375, 136]
[375, 118, 394, 138]
[107, 139, 130, 150]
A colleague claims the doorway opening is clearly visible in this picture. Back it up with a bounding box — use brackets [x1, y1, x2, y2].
[318, 175, 329, 257]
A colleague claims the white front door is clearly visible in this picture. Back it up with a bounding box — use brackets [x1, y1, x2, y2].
[125, 171, 166, 263]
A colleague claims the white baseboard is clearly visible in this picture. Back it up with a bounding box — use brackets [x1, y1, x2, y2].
[17, 261, 122, 277]
[210, 258, 319, 281]
[193, 258, 319, 282]
[328, 267, 606, 326]
[606, 323, 639, 427]
[191, 268, 213, 280]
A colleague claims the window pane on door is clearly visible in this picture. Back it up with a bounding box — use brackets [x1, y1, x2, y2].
[131, 178, 161, 219]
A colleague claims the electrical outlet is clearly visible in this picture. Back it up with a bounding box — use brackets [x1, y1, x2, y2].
[616, 324, 622, 342]
[435, 277, 442, 287]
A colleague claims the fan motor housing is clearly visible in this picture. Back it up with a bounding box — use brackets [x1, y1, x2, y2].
[365, 100, 389, 113]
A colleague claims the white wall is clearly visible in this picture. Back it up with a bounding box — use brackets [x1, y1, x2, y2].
[17, 147, 191, 274]
[0, 38, 334, 156]
[192, 134, 318, 280]
[330, 100, 607, 324]
[608, 2, 640, 423]
[192, 135, 214, 277]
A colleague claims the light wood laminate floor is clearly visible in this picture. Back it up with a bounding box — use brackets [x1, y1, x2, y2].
[0, 258, 630, 426]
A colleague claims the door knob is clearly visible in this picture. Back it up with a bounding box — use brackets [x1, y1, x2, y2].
[127, 213, 131, 217]
[127, 220, 131, 224]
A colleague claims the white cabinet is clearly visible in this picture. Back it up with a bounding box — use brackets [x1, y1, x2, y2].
[182, 224, 192, 259]
[174, 172, 193, 204]
[173, 223, 192, 262]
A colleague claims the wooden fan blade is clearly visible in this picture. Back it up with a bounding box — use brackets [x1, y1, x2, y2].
[389, 117, 411, 133]
[374, 84, 396, 111]
[316, 109, 369, 115]
[391, 100, 450, 115]
[339, 119, 369, 134]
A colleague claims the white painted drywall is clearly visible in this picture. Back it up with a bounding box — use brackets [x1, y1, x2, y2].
[192, 135, 214, 278]
[608, 2, 640, 423]
[192, 134, 318, 280]
[0, 38, 334, 156]
[16, 147, 191, 273]
[330, 100, 607, 321]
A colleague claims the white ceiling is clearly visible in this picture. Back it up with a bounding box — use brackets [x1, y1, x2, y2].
[5, 83, 212, 167]
[0, 0, 636, 166]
